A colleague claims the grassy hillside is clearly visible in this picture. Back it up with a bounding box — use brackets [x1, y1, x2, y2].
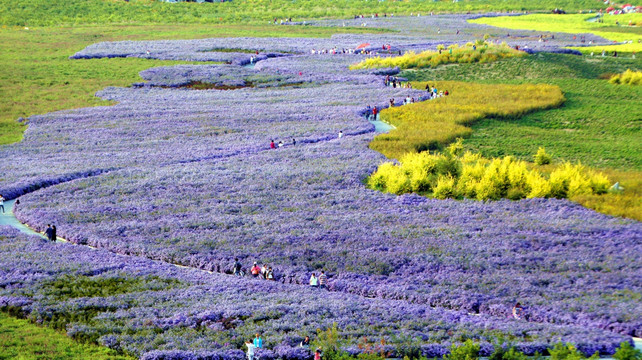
[0, 0, 612, 26]
[403, 53, 642, 219]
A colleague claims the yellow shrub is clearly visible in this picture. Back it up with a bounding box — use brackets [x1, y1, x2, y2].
[534, 146, 552, 165]
[350, 43, 525, 70]
[610, 70, 642, 86]
[526, 172, 551, 198]
[368, 150, 613, 203]
[433, 175, 458, 199]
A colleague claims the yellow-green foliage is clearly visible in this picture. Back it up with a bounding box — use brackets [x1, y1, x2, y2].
[572, 169, 642, 221]
[368, 149, 611, 201]
[470, 13, 642, 54]
[350, 43, 525, 70]
[534, 147, 552, 165]
[369, 81, 565, 160]
[609, 69, 642, 85]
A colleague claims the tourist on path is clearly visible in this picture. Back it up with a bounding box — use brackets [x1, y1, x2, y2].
[300, 336, 311, 349]
[315, 347, 322, 360]
[51, 225, 57, 242]
[251, 262, 261, 278]
[261, 264, 268, 279]
[338, 131, 343, 139]
[309, 273, 318, 288]
[266, 266, 275, 281]
[246, 340, 256, 360]
[254, 333, 263, 348]
[45, 224, 53, 242]
[233, 258, 243, 276]
[318, 271, 327, 289]
[270, 140, 276, 149]
[0, 194, 4, 213]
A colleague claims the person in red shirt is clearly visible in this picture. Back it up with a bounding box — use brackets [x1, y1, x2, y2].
[251, 262, 261, 278]
[270, 140, 276, 149]
[372, 106, 378, 121]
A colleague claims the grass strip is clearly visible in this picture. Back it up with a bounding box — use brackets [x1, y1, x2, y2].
[370, 81, 565, 160]
[0, 312, 133, 360]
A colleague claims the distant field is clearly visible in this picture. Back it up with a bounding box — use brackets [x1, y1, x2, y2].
[0, 24, 385, 145]
[470, 13, 642, 53]
[0, 0, 611, 26]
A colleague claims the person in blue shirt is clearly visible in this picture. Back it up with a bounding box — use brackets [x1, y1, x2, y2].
[254, 333, 263, 348]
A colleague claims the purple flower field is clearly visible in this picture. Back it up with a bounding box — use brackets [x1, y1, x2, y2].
[0, 14, 640, 358]
[0, 227, 631, 358]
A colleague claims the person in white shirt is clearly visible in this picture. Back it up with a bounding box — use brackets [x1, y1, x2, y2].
[338, 131, 343, 139]
[246, 341, 256, 360]
[0, 194, 4, 213]
[310, 273, 318, 288]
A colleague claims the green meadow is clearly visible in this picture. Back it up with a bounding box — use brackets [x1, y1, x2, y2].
[0, 312, 134, 360]
[402, 53, 642, 220]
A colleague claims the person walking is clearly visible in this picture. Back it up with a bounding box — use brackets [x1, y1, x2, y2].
[372, 106, 378, 121]
[246, 340, 256, 360]
[309, 273, 318, 288]
[45, 224, 53, 242]
[318, 271, 327, 289]
[270, 140, 276, 149]
[232, 258, 243, 276]
[0, 194, 4, 214]
[251, 262, 261, 278]
[253, 333, 263, 349]
[51, 225, 57, 242]
[315, 347, 322, 360]
[260, 264, 268, 279]
[338, 131, 343, 139]
[292, 138, 296, 146]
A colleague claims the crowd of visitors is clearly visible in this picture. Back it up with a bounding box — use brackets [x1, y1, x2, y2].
[233, 259, 331, 289]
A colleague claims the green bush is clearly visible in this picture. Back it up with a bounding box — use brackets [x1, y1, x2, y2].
[534, 147, 552, 165]
[549, 343, 600, 360]
[490, 345, 528, 360]
[445, 340, 480, 360]
[613, 341, 642, 360]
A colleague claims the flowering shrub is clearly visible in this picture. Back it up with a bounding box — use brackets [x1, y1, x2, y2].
[534, 147, 552, 165]
[351, 43, 526, 70]
[609, 70, 642, 86]
[369, 146, 610, 200]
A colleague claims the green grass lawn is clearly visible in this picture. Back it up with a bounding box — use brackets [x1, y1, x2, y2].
[0, 312, 133, 360]
[403, 53, 642, 220]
